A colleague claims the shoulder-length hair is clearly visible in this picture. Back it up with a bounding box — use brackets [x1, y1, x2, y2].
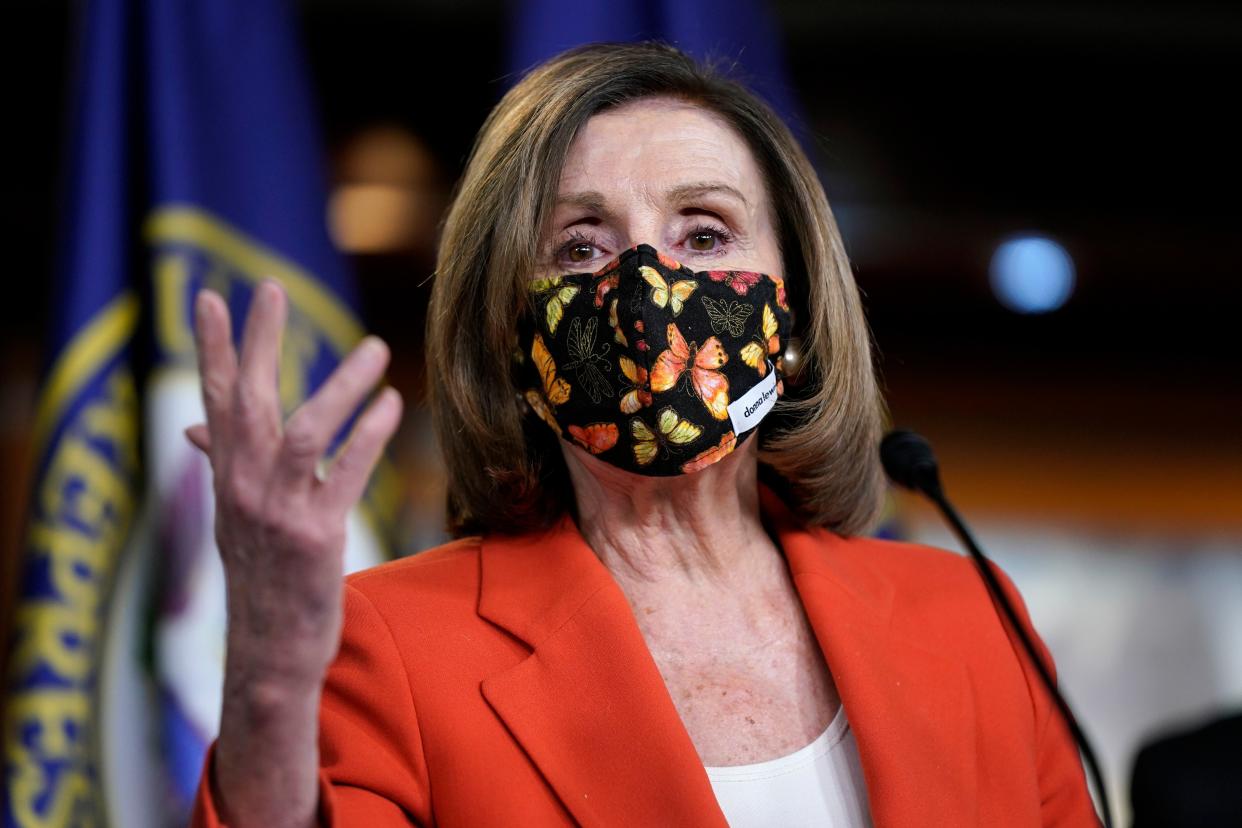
[427, 42, 887, 538]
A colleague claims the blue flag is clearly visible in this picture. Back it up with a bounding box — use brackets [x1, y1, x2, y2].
[2, 1, 392, 825]
[507, 0, 803, 129]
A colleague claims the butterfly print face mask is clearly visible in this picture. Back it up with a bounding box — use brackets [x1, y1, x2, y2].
[516, 244, 793, 476]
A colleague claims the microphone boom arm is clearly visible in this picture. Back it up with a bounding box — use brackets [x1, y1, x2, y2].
[881, 429, 1113, 828]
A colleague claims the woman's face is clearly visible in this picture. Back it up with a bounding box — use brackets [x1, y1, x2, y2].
[543, 97, 782, 279]
[540, 96, 782, 484]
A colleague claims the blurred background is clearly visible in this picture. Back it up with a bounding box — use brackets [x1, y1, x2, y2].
[2, 0, 1240, 825]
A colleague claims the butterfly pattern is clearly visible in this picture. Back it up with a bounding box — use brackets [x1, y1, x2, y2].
[705, 269, 762, 296]
[638, 265, 697, 316]
[531, 333, 571, 405]
[618, 355, 653, 414]
[650, 322, 731, 421]
[631, 407, 703, 466]
[768, 273, 790, 311]
[701, 295, 755, 338]
[568, 422, 620, 455]
[517, 244, 792, 476]
[524, 388, 562, 436]
[530, 276, 581, 335]
[739, 303, 781, 378]
[593, 273, 619, 308]
[681, 431, 737, 473]
[608, 298, 628, 346]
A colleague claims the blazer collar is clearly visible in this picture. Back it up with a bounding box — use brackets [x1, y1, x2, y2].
[477, 513, 614, 649]
[477, 486, 977, 827]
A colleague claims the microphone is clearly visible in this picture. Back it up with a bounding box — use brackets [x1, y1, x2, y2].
[880, 430, 1113, 828]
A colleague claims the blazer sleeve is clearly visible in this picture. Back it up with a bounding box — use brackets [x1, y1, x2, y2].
[990, 564, 1101, 828]
[191, 583, 432, 827]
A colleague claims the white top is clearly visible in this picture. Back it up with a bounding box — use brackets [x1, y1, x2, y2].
[704, 706, 873, 828]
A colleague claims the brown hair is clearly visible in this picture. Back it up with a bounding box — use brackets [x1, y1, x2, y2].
[427, 42, 887, 538]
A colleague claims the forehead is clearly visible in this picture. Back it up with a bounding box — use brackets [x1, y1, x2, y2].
[557, 97, 767, 204]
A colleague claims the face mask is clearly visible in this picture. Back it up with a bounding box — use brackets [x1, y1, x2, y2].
[516, 244, 793, 476]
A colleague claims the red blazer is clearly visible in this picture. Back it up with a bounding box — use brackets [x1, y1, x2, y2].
[194, 487, 1099, 826]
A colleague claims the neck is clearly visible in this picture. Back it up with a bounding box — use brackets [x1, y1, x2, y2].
[564, 440, 783, 590]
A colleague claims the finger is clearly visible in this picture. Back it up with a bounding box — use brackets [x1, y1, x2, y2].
[275, 337, 391, 483]
[185, 423, 212, 453]
[193, 290, 238, 445]
[317, 387, 403, 512]
[234, 280, 287, 449]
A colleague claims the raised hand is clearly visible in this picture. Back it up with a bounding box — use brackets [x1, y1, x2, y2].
[190, 280, 402, 826]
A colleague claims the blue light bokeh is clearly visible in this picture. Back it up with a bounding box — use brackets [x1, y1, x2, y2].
[989, 235, 1076, 314]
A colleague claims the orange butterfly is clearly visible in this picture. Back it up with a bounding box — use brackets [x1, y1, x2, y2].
[633, 318, 649, 352]
[532, 333, 571, 405]
[593, 273, 619, 308]
[568, 422, 619, 455]
[618, 355, 653, 414]
[656, 250, 683, 271]
[768, 273, 789, 311]
[680, 431, 737, 473]
[739, 304, 780, 378]
[596, 252, 623, 274]
[650, 322, 730, 420]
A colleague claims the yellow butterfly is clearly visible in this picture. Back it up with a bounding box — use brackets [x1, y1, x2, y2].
[640, 265, 697, 316]
[531, 333, 571, 405]
[740, 303, 779, 377]
[609, 298, 628, 346]
[530, 276, 581, 334]
[630, 406, 703, 467]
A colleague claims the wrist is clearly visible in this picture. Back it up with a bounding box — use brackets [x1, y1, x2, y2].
[223, 642, 328, 706]
[214, 671, 322, 828]
[223, 601, 341, 685]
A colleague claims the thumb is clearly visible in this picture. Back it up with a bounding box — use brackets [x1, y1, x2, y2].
[185, 423, 212, 453]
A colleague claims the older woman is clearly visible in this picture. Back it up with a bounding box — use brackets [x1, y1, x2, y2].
[190, 43, 1097, 827]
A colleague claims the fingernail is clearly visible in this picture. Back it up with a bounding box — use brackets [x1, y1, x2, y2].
[379, 385, 403, 412]
[361, 336, 388, 359]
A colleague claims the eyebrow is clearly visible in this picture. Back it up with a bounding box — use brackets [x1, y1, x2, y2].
[555, 181, 750, 215]
[555, 190, 609, 214]
[664, 181, 750, 208]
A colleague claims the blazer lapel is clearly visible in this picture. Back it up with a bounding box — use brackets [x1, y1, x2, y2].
[762, 487, 979, 826]
[478, 518, 727, 828]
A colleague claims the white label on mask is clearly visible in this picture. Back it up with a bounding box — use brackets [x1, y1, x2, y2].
[727, 365, 778, 436]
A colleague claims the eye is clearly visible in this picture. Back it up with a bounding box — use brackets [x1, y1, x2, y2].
[553, 230, 606, 268]
[566, 241, 596, 263]
[688, 231, 717, 251]
[682, 224, 734, 255]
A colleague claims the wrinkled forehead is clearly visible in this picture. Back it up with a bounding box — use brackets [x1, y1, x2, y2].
[555, 97, 772, 219]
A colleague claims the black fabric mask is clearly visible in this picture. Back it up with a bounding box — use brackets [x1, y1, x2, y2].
[516, 244, 793, 476]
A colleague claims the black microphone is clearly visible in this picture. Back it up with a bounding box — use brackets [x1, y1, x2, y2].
[880, 430, 1113, 828]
